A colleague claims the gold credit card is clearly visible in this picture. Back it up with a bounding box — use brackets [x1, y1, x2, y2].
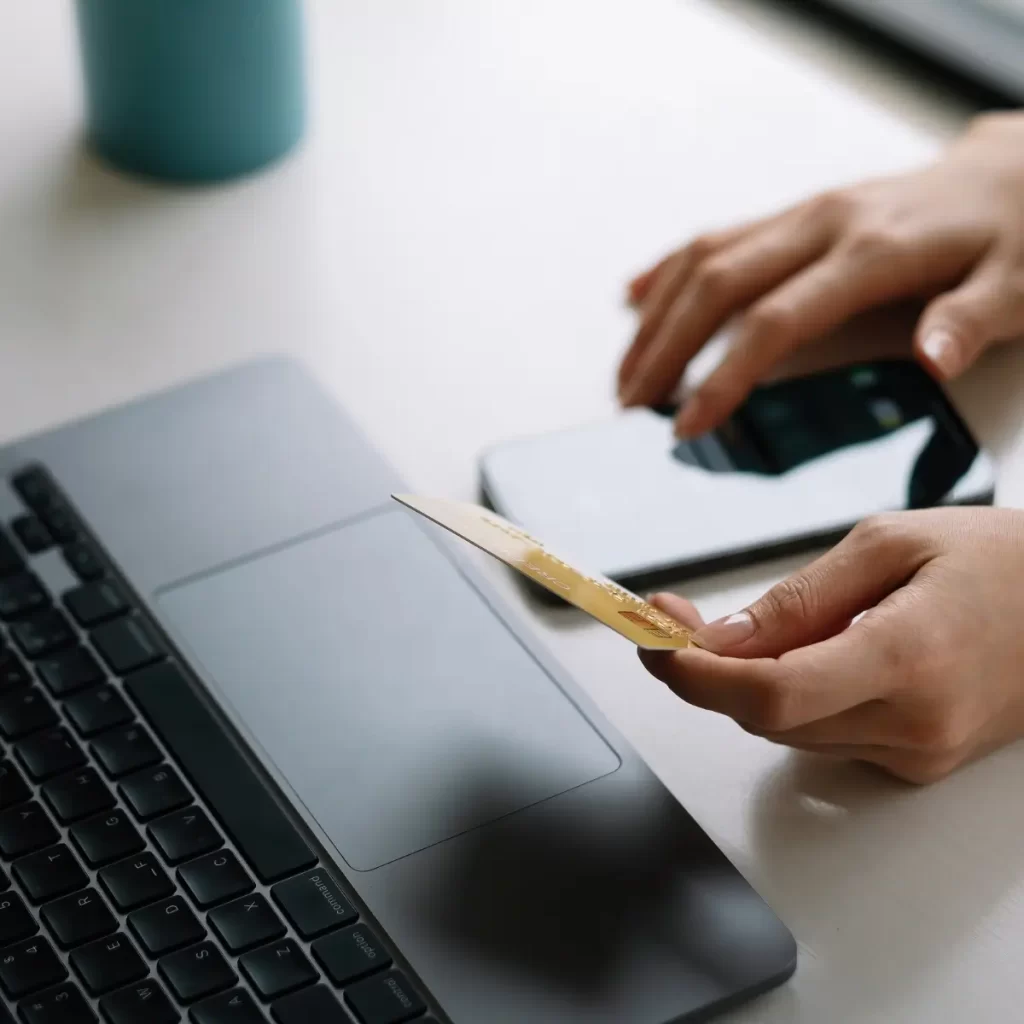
[392, 494, 695, 650]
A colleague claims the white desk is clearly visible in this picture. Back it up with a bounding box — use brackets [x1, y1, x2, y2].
[3, 2, 1024, 1020]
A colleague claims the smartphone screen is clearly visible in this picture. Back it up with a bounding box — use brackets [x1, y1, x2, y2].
[480, 360, 996, 587]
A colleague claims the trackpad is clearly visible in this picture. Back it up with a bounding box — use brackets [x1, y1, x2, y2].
[157, 508, 620, 871]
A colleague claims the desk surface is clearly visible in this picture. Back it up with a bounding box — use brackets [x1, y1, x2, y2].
[3, 3, 1023, 1021]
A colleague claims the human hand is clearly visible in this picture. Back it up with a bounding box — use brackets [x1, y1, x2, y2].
[641, 508, 1024, 784]
[619, 112, 1024, 438]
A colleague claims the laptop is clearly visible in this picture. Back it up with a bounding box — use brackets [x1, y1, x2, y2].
[0, 358, 795, 1024]
[812, 0, 1024, 101]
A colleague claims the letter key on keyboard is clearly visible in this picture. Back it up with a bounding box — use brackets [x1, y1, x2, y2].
[12, 843, 87, 903]
[158, 940, 236, 1004]
[70, 932, 147, 996]
[41, 888, 117, 949]
[42, 767, 115, 824]
[98, 852, 173, 912]
[98, 978, 180, 1024]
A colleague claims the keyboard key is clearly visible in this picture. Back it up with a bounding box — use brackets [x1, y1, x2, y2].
[209, 893, 285, 954]
[63, 688, 132, 739]
[63, 545, 104, 585]
[42, 888, 117, 950]
[13, 845, 87, 904]
[39, 506, 78, 546]
[0, 649, 32, 692]
[127, 663, 317, 884]
[0, 687, 58, 740]
[63, 583, 128, 629]
[313, 924, 391, 986]
[271, 986, 349, 1024]
[0, 802, 59, 858]
[42, 769, 115, 824]
[16, 729, 86, 781]
[345, 971, 426, 1024]
[272, 869, 356, 939]
[91, 619, 163, 677]
[99, 979, 178, 1024]
[11, 468, 57, 512]
[70, 934, 147, 996]
[240, 938, 317, 1002]
[0, 759, 31, 810]
[0, 937, 67, 999]
[11, 611, 76, 660]
[159, 941, 235, 1004]
[0, 573, 49, 621]
[12, 517, 54, 555]
[37, 650, 104, 698]
[148, 808, 221, 865]
[98, 978, 178, 1024]
[70, 811, 143, 868]
[0, 891, 38, 945]
[0, 527, 24, 577]
[118, 765, 191, 821]
[90, 726, 160, 779]
[128, 895, 204, 957]
[193, 988, 265, 1023]
[19, 980, 95, 1024]
[98, 853, 173, 913]
[178, 851, 252, 909]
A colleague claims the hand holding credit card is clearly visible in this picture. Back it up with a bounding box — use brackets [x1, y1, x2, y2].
[393, 494, 698, 650]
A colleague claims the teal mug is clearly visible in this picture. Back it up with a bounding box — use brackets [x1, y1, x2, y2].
[75, 0, 306, 183]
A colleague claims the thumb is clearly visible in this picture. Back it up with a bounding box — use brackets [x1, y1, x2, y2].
[916, 256, 1024, 380]
[692, 518, 929, 657]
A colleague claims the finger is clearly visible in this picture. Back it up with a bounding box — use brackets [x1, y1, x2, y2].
[640, 618, 895, 731]
[648, 592, 705, 631]
[622, 214, 833, 408]
[627, 258, 670, 307]
[915, 254, 1024, 380]
[618, 214, 783, 394]
[675, 240, 937, 436]
[752, 700, 899, 748]
[775, 742, 957, 786]
[691, 516, 929, 657]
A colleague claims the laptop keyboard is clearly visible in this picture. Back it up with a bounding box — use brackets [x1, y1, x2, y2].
[0, 466, 432, 1023]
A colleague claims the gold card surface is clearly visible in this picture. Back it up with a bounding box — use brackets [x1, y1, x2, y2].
[392, 494, 695, 650]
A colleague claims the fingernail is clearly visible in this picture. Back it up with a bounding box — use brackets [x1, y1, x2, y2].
[693, 611, 755, 652]
[920, 329, 959, 379]
[675, 394, 704, 437]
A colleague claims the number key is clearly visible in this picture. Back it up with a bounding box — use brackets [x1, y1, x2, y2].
[0, 936, 66, 999]
[0, 686, 57, 741]
[0, 891, 38, 946]
[16, 728, 86, 782]
[18, 980, 94, 1024]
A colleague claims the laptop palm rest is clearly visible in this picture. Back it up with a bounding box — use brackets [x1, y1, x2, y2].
[155, 506, 620, 873]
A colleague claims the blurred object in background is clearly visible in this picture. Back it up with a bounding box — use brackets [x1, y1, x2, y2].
[75, 0, 305, 183]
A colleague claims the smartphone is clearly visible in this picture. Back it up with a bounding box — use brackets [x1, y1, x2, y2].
[479, 360, 996, 591]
